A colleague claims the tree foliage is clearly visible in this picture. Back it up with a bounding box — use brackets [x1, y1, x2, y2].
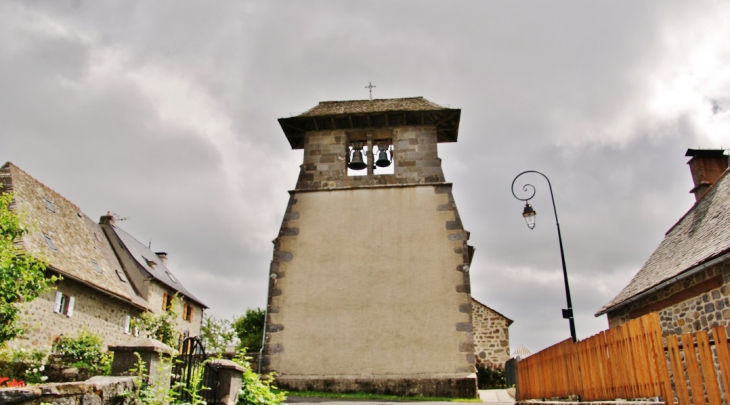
[133, 297, 180, 348]
[232, 308, 265, 353]
[0, 192, 56, 345]
[200, 315, 236, 354]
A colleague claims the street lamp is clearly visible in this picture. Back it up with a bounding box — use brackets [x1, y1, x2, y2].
[511, 170, 577, 343]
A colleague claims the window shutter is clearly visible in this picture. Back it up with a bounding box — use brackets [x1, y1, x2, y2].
[66, 296, 75, 317]
[54, 292, 63, 313]
[124, 315, 131, 334]
[162, 293, 168, 310]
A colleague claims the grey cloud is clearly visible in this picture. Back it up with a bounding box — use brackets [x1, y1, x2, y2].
[1, 0, 728, 353]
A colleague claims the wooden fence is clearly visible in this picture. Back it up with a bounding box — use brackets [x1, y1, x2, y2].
[517, 312, 730, 404]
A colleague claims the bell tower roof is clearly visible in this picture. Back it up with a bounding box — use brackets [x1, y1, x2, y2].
[278, 97, 461, 149]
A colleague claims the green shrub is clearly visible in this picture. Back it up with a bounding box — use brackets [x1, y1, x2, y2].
[476, 363, 506, 389]
[231, 349, 286, 405]
[0, 346, 49, 384]
[54, 329, 111, 375]
[133, 299, 180, 348]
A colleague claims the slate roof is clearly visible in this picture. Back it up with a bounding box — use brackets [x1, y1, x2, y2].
[106, 225, 207, 308]
[0, 163, 150, 310]
[298, 97, 449, 117]
[278, 97, 461, 149]
[597, 168, 730, 316]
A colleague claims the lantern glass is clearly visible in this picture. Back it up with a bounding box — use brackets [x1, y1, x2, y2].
[522, 204, 536, 230]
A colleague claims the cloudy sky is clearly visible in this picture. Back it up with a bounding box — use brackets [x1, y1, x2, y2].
[2, 1, 729, 353]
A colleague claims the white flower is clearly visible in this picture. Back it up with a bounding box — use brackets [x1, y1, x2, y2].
[41, 376, 48, 381]
[39, 365, 45, 371]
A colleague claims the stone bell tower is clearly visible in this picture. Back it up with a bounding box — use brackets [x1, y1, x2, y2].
[264, 97, 477, 398]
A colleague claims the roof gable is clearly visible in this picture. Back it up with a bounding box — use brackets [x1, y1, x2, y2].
[107, 225, 207, 308]
[278, 97, 461, 149]
[472, 297, 514, 325]
[0, 163, 147, 308]
[598, 168, 730, 315]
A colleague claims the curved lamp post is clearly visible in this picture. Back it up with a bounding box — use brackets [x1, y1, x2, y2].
[511, 170, 577, 343]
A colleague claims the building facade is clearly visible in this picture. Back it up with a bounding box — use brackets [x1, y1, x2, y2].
[471, 298, 512, 367]
[264, 97, 478, 398]
[1, 162, 205, 349]
[596, 150, 730, 337]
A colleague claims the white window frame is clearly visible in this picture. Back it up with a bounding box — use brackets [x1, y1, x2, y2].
[53, 291, 74, 317]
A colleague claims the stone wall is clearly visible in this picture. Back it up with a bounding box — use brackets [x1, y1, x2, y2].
[295, 126, 445, 190]
[14, 277, 142, 350]
[147, 281, 204, 338]
[471, 301, 511, 367]
[607, 259, 730, 336]
[0, 376, 136, 405]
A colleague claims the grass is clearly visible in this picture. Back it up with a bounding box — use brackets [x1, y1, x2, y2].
[286, 390, 482, 402]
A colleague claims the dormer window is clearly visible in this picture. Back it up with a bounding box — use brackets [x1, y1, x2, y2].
[43, 197, 55, 213]
[116, 270, 128, 283]
[43, 233, 57, 251]
[166, 271, 178, 283]
[143, 256, 157, 269]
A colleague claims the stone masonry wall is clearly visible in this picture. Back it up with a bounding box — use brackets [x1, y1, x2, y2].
[295, 126, 445, 190]
[471, 302, 511, 367]
[607, 259, 730, 336]
[0, 376, 136, 405]
[147, 281, 204, 338]
[14, 277, 142, 350]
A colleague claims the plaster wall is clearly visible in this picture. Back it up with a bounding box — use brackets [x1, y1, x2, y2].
[266, 185, 473, 376]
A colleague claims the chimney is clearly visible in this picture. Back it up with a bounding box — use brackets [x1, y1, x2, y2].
[155, 252, 168, 265]
[100, 211, 115, 226]
[685, 149, 729, 201]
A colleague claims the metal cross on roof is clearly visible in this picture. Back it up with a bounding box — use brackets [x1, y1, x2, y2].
[365, 82, 376, 100]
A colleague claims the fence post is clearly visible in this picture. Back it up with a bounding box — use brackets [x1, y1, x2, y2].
[109, 338, 176, 391]
[209, 359, 245, 405]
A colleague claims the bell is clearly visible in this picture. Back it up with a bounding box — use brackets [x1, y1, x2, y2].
[375, 150, 391, 167]
[348, 149, 367, 170]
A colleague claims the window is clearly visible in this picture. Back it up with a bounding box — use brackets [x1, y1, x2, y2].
[43, 233, 57, 251]
[162, 293, 173, 311]
[53, 291, 74, 317]
[166, 271, 178, 284]
[143, 256, 157, 269]
[43, 197, 55, 213]
[92, 260, 103, 274]
[183, 304, 194, 322]
[346, 140, 394, 176]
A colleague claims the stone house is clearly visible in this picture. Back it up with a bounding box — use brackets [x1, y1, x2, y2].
[0, 162, 206, 349]
[471, 298, 512, 367]
[596, 149, 730, 336]
[265, 97, 477, 398]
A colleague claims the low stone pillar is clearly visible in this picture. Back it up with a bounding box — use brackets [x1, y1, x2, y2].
[209, 359, 245, 405]
[109, 337, 175, 389]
